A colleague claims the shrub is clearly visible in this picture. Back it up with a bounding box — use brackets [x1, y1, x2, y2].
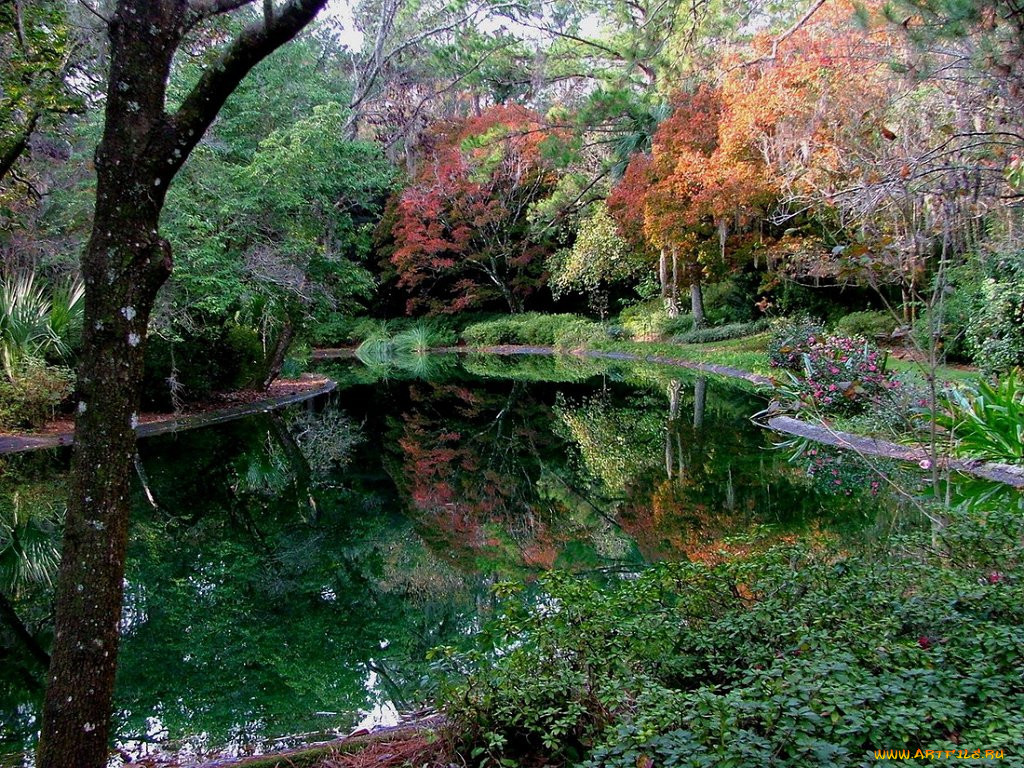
[0, 273, 83, 378]
[779, 335, 895, 415]
[434, 511, 1024, 768]
[965, 263, 1024, 374]
[766, 316, 825, 370]
[461, 314, 601, 348]
[673, 318, 769, 344]
[834, 310, 899, 341]
[142, 323, 269, 410]
[618, 301, 693, 340]
[702, 275, 760, 325]
[912, 265, 984, 363]
[934, 369, 1024, 464]
[0, 361, 75, 430]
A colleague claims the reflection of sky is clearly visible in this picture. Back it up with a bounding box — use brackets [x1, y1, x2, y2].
[109, 661, 403, 765]
[355, 668, 400, 731]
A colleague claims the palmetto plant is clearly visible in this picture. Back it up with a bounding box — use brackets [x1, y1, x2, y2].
[0, 272, 83, 380]
[0, 272, 84, 379]
[0, 492, 63, 595]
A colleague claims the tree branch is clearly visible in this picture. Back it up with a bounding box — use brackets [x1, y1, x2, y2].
[732, 0, 827, 69]
[0, 110, 39, 186]
[168, 0, 328, 174]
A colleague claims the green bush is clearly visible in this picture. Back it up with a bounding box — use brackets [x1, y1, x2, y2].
[142, 323, 269, 410]
[673, 318, 769, 344]
[0, 361, 75, 430]
[703, 276, 760, 325]
[618, 300, 693, 340]
[834, 310, 899, 341]
[965, 257, 1024, 374]
[462, 314, 602, 348]
[434, 511, 1024, 768]
[912, 265, 984, 363]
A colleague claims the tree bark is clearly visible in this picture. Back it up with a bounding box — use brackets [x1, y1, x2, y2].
[690, 280, 706, 328]
[668, 247, 679, 318]
[262, 318, 295, 390]
[38, 3, 328, 767]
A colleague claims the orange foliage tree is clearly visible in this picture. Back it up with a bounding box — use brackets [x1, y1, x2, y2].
[607, 87, 775, 325]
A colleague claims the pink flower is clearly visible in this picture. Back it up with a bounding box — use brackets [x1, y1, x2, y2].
[919, 459, 932, 470]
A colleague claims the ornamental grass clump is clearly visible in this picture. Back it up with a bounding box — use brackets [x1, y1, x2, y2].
[934, 369, 1024, 464]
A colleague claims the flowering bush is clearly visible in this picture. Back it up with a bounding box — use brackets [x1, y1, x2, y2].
[767, 316, 825, 370]
[780, 334, 896, 415]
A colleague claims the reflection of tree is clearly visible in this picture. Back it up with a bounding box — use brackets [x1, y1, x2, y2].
[555, 374, 866, 564]
[110, 411, 476, 757]
[386, 376, 635, 576]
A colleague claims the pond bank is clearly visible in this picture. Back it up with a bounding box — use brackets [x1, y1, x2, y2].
[0, 374, 336, 455]
[196, 715, 447, 768]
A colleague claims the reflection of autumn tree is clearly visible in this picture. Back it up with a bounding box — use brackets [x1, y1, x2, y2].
[556, 375, 847, 563]
[390, 380, 567, 571]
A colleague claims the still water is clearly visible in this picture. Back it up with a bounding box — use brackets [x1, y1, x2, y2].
[0, 354, 928, 765]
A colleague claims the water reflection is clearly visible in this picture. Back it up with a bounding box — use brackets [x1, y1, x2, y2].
[0, 354, 943, 764]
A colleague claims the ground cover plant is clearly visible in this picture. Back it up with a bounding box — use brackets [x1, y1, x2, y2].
[432, 508, 1024, 768]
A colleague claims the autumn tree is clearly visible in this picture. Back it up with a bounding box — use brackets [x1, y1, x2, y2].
[390, 104, 557, 314]
[723, 0, 1023, 320]
[38, 3, 328, 767]
[608, 87, 774, 324]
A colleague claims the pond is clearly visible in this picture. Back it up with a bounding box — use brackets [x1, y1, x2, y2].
[0, 353, 946, 765]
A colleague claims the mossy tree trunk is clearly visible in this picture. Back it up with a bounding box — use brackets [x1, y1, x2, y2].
[38, 3, 327, 767]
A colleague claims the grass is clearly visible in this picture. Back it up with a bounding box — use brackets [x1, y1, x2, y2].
[591, 333, 975, 389]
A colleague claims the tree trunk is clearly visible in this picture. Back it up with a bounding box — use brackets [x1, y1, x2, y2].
[39, 211, 168, 768]
[659, 248, 668, 300]
[262, 318, 295, 390]
[668, 247, 679, 318]
[691, 281, 706, 329]
[37, 3, 329, 767]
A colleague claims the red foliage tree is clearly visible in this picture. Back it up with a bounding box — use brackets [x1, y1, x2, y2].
[390, 105, 557, 314]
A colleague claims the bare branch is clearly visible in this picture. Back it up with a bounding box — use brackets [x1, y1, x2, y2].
[731, 0, 827, 70]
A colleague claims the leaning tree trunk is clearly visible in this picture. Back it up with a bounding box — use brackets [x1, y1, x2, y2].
[38, 3, 329, 767]
[262, 318, 295, 390]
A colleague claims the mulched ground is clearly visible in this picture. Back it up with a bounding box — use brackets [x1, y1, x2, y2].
[0, 373, 334, 455]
